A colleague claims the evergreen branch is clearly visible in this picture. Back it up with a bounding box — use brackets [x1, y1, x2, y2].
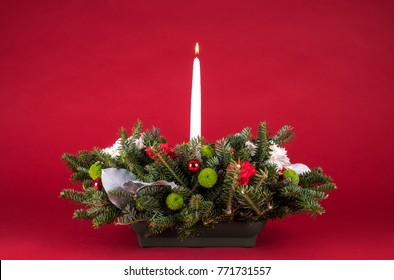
[92, 207, 121, 228]
[223, 162, 241, 218]
[116, 205, 151, 225]
[81, 179, 93, 189]
[254, 122, 270, 170]
[107, 189, 135, 199]
[215, 138, 232, 168]
[240, 127, 252, 141]
[135, 196, 161, 211]
[151, 145, 188, 188]
[72, 209, 92, 220]
[226, 188, 234, 217]
[236, 188, 261, 216]
[117, 128, 147, 180]
[131, 120, 143, 140]
[62, 154, 78, 172]
[271, 125, 294, 146]
[200, 201, 216, 224]
[254, 170, 268, 189]
[60, 189, 85, 204]
[173, 136, 203, 160]
[175, 186, 193, 199]
[148, 215, 176, 235]
[314, 183, 337, 192]
[137, 185, 172, 196]
[189, 194, 203, 210]
[92, 148, 116, 168]
[298, 198, 325, 216]
[141, 127, 165, 146]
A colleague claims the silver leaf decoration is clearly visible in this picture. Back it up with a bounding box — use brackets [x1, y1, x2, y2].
[101, 168, 177, 210]
[123, 181, 147, 193]
[101, 168, 137, 209]
[287, 163, 311, 175]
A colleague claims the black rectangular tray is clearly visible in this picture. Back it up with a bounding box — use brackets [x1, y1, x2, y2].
[131, 221, 266, 247]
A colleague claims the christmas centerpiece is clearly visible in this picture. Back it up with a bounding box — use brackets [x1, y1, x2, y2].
[60, 44, 336, 247]
[60, 121, 335, 247]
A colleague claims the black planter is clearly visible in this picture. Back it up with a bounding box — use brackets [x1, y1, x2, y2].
[131, 221, 266, 247]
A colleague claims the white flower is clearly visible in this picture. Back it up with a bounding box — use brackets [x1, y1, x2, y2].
[266, 143, 291, 170]
[134, 136, 145, 150]
[245, 140, 257, 156]
[103, 138, 122, 158]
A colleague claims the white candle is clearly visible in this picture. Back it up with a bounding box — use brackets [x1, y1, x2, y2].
[190, 43, 201, 140]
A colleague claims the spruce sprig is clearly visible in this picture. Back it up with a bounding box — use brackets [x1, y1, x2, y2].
[254, 122, 270, 170]
[150, 144, 188, 188]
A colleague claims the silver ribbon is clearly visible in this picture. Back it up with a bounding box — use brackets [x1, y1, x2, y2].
[101, 168, 176, 210]
[287, 163, 311, 175]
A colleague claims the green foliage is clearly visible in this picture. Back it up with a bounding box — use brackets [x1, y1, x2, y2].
[61, 188, 121, 228]
[148, 215, 176, 235]
[271, 125, 294, 146]
[60, 120, 336, 237]
[254, 122, 271, 170]
[116, 204, 153, 225]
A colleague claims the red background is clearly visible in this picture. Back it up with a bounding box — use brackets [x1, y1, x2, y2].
[1, 0, 393, 260]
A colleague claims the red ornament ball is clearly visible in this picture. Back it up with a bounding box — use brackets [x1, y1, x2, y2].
[188, 159, 201, 172]
[92, 179, 103, 190]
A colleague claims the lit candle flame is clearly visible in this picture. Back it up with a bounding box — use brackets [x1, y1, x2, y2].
[195, 42, 199, 56]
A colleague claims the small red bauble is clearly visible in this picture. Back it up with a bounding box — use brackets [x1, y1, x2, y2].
[92, 179, 103, 190]
[188, 159, 201, 172]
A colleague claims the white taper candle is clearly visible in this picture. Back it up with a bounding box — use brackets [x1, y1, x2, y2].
[190, 43, 201, 140]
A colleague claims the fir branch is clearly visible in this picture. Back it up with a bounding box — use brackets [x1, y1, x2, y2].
[314, 183, 337, 192]
[271, 125, 294, 146]
[131, 120, 143, 140]
[107, 189, 135, 199]
[200, 201, 216, 224]
[60, 189, 85, 204]
[72, 209, 92, 220]
[135, 195, 161, 212]
[214, 138, 232, 168]
[226, 129, 251, 152]
[151, 145, 188, 188]
[226, 186, 235, 217]
[92, 206, 121, 228]
[240, 127, 252, 141]
[206, 156, 221, 170]
[116, 205, 151, 225]
[70, 171, 90, 182]
[189, 194, 204, 210]
[236, 188, 261, 216]
[173, 136, 203, 161]
[148, 215, 176, 235]
[254, 170, 268, 189]
[137, 184, 172, 196]
[299, 188, 327, 201]
[81, 179, 93, 189]
[62, 153, 81, 173]
[254, 122, 270, 170]
[141, 127, 165, 146]
[298, 198, 325, 216]
[223, 162, 241, 218]
[92, 148, 116, 168]
[117, 128, 148, 180]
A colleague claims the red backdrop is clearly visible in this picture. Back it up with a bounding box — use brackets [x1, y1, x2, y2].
[1, 0, 393, 259]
